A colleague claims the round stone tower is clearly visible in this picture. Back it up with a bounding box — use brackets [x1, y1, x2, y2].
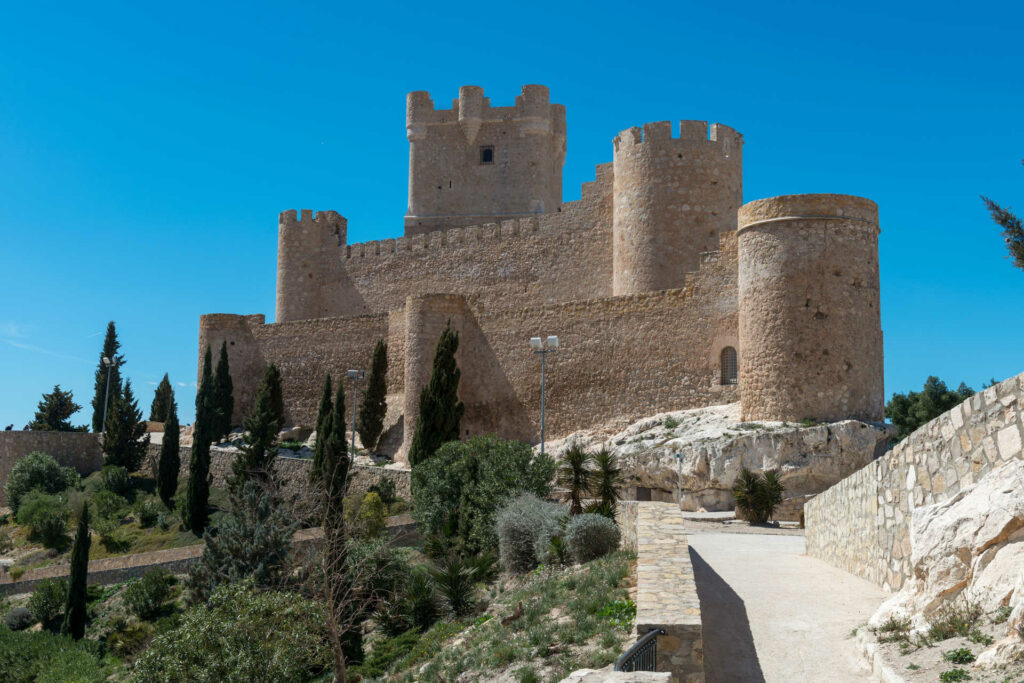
[275, 209, 346, 323]
[612, 120, 743, 295]
[737, 194, 883, 423]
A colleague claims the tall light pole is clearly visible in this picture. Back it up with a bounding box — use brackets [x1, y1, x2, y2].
[529, 335, 559, 455]
[347, 369, 364, 459]
[100, 356, 118, 435]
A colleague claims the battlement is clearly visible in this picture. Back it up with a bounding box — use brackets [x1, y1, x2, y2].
[279, 209, 345, 228]
[613, 120, 742, 157]
[406, 84, 567, 135]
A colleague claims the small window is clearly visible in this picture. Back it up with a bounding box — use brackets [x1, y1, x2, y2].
[720, 346, 738, 385]
[480, 146, 494, 164]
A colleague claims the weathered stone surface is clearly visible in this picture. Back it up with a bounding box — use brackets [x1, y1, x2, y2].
[547, 403, 891, 513]
[559, 669, 670, 682]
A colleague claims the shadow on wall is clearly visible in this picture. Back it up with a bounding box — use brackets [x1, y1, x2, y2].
[688, 546, 766, 683]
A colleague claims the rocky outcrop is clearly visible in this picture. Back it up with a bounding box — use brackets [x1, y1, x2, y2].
[870, 459, 1024, 667]
[546, 403, 892, 512]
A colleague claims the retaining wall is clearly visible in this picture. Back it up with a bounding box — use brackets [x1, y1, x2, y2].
[805, 371, 1024, 591]
[0, 432, 104, 506]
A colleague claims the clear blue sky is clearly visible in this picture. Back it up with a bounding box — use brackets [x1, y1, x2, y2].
[1, 0, 1021, 426]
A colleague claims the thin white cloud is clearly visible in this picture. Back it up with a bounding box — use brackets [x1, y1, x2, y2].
[177, 382, 187, 387]
[86, 330, 105, 338]
[1, 337, 88, 363]
[0, 322, 28, 338]
[146, 381, 159, 385]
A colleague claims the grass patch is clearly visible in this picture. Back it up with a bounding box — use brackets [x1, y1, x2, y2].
[992, 605, 1013, 624]
[929, 602, 983, 642]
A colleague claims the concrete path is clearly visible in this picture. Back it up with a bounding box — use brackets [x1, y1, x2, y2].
[686, 529, 886, 682]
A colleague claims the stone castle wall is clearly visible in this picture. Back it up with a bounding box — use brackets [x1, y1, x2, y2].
[0, 432, 104, 506]
[805, 371, 1024, 591]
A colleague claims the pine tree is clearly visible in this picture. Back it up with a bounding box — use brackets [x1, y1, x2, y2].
[408, 322, 464, 467]
[28, 385, 84, 431]
[183, 346, 215, 535]
[357, 340, 388, 452]
[62, 502, 90, 639]
[102, 379, 149, 471]
[982, 160, 1024, 272]
[150, 373, 174, 422]
[311, 375, 333, 485]
[212, 342, 234, 441]
[230, 384, 280, 492]
[158, 395, 180, 507]
[263, 363, 286, 429]
[91, 321, 125, 433]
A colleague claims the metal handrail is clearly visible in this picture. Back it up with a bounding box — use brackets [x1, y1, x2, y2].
[614, 627, 665, 672]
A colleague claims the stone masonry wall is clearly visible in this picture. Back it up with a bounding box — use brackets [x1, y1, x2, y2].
[805, 371, 1024, 591]
[0, 432, 104, 506]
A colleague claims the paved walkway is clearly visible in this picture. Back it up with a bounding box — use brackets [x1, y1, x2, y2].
[686, 528, 886, 682]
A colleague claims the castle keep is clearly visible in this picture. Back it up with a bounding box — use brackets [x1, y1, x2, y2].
[200, 85, 884, 463]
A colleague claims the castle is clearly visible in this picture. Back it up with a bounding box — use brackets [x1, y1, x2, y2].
[199, 85, 884, 464]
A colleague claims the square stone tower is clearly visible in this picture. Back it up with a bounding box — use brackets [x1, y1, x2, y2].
[404, 84, 567, 236]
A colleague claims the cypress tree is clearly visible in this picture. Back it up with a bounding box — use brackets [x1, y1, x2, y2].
[91, 321, 125, 432]
[230, 384, 280, 492]
[183, 346, 215, 535]
[62, 502, 90, 639]
[150, 373, 174, 422]
[263, 363, 286, 429]
[311, 374, 333, 485]
[158, 395, 180, 507]
[102, 379, 149, 471]
[28, 385, 84, 431]
[212, 342, 234, 441]
[357, 340, 388, 452]
[323, 383, 349, 519]
[408, 322, 464, 467]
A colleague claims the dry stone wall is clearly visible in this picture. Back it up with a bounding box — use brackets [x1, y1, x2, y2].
[805, 371, 1024, 591]
[0, 432, 103, 506]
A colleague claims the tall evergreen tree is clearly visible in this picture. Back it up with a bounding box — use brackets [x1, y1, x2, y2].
[28, 385, 84, 431]
[408, 322, 464, 467]
[357, 340, 388, 452]
[102, 379, 149, 471]
[91, 321, 125, 432]
[263, 363, 286, 429]
[62, 502, 90, 639]
[183, 346, 215, 535]
[150, 373, 174, 422]
[311, 375, 333, 485]
[212, 342, 234, 441]
[158, 394, 180, 507]
[230, 384, 280, 492]
[320, 384, 349, 521]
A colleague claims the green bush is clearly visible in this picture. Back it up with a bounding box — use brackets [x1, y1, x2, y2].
[0, 624, 107, 682]
[939, 669, 971, 682]
[732, 468, 784, 524]
[131, 580, 331, 682]
[106, 618, 154, 658]
[100, 465, 132, 495]
[357, 492, 388, 538]
[4, 451, 79, 514]
[430, 554, 479, 617]
[135, 500, 161, 528]
[27, 578, 66, 626]
[90, 489, 128, 522]
[368, 478, 397, 507]
[942, 647, 976, 664]
[565, 513, 620, 563]
[354, 628, 422, 678]
[412, 435, 556, 556]
[4, 607, 34, 631]
[124, 568, 175, 620]
[494, 492, 567, 573]
[16, 490, 70, 548]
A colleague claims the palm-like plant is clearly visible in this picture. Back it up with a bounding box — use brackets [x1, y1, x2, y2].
[557, 446, 594, 515]
[590, 449, 621, 520]
[430, 555, 478, 617]
[732, 468, 785, 524]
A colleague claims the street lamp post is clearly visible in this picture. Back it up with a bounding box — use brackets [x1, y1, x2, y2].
[100, 356, 118, 435]
[347, 369, 364, 459]
[529, 335, 559, 455]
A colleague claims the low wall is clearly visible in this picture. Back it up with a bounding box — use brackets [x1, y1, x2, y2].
[805, 371, 1024, 591]
[635, 502, 704, 682]
[0, 432, 104, 506]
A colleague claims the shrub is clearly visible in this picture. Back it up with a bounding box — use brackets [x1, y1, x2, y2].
[0, 624, 107, 682]
[355, 628, 422, 679]
[663, 416, 680, 429]
[100, 465, 132, 495]
[368, 477, 397, 508]
[413, 436, 556, 556]
[430, 554, 479, 617]
[376, 565, 438, 636]
[124, 568, 175, 620]
[495, 493, 567, 573]
[90, 489, 128, 522]
[27, 578, 66, 626]
[4, 607, 34, 631]
[389, 498, 409, 516]
[130, 580, 331, 682]
[565, 513, 621, 564]
[16, 490, 70, 548]
[732, 468, 784, 524]
[942, 647, 976, 664]
[357, 492, 388, 538]
[135, 500, 160, 528]
[107, 618, 154, 657]
[93, 516, 131, 552]
[4, 451, 79, 514]
[939, 669, 971, 682]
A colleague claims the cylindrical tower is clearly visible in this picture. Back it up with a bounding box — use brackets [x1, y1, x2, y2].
[737, 194, 883, 423]
[612, 120, 743, 295]
[275, 209, 346, 323]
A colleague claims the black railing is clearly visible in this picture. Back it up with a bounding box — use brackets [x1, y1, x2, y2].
[614, 628, 665, 672]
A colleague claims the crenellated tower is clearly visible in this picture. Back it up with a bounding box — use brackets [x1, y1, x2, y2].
[275, 209, 347, 323]
[612, 120, 743, 295]
[404, 84, 567, 236]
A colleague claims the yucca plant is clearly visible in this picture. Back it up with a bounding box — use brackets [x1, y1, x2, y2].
[732, 467, 785, 524]
[430, 555, 478, 617]
[558, 445, 594, 515]
[590, 449, 621, 520]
